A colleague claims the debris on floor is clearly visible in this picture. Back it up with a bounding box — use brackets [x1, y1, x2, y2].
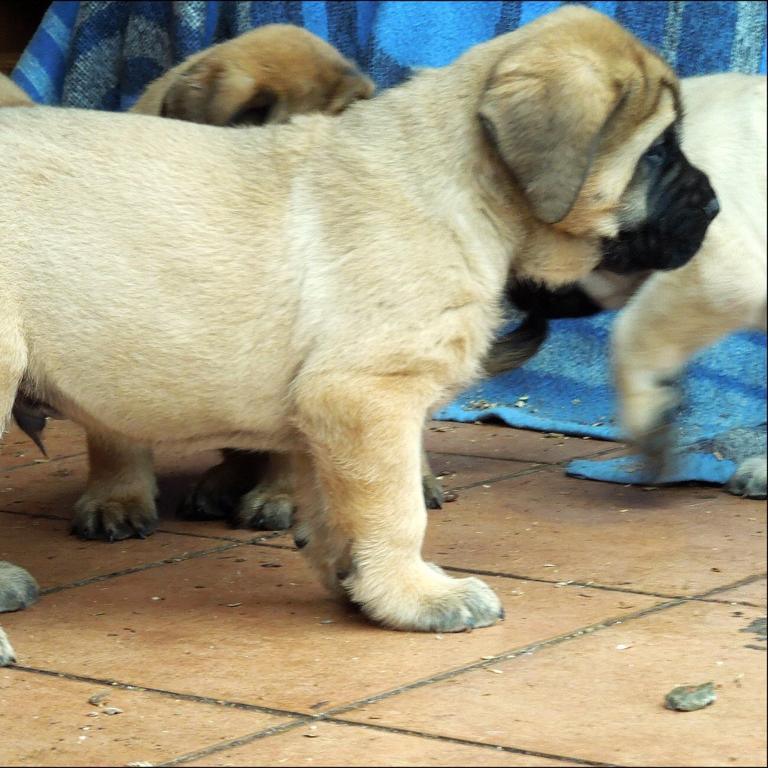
[664, 682, 717, 712]
[86, 690, 112, 706]
[739, 616, 766, 644]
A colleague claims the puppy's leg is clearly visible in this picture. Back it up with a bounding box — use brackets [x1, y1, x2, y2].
[184, 446, 443, 528]
[289, 449, 350, 598]
[614, 270, 753, 477]
[727, 455, 767, 499]
[179, 449, 271, 521]
[73, 429, 157, 541]
[293, 376, 503, 632]
[421, 449, 445, 510]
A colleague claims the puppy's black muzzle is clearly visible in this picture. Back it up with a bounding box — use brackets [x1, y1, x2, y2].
[599, 131, 719, 275]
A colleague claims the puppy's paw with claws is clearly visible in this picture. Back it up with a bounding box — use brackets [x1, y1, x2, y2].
[346, 561, 503, 632]
[0, 561, 39, 613]
[231, 487, 294, 530]
[626, 378, 681, 479]
[72, 497, 158, 541]
[727, 455, 767, 499]
[0, 628, 16, 667]
[422, 473, 445, 509]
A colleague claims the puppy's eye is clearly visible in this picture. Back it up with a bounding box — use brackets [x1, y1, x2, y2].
[643, 137, 666, 165]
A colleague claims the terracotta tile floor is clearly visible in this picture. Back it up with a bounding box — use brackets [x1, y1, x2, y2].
[1, 420, 765, 767]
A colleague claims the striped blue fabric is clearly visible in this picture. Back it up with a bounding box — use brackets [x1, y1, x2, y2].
[9, 1, 767, 487]
[11, 1, 767, 108]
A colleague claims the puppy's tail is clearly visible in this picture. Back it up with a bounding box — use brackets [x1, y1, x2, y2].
[483, 311, 549, 376]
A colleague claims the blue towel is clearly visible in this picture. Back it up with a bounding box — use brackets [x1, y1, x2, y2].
[12, 1, 767, 108]
[11, 1, 767, 488]
[435, 314, 766, 486]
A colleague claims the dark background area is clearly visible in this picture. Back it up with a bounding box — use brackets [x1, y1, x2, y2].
[0, 0, 50, 74]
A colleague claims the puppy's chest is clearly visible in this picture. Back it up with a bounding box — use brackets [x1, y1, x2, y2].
[428, 295, 503, 380]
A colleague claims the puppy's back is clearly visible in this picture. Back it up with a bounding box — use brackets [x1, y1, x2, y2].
[680, 74, 766, 241]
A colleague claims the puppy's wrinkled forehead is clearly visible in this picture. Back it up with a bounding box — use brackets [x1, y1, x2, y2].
[478, 5, 680, 225]
[493, 5, 681, 129]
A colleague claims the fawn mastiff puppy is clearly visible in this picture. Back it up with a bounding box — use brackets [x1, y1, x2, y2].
[9, 26, 376, 530]
[0, 6, 717, 632]
[132, 23, 374, 124]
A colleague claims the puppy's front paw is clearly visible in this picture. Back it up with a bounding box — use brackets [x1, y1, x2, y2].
[346, 561, 503, 632]
[72, 497, 158, 541]
[0, 628, 16, 666]
[0, 561, 39, 613]
[727, 456, 767, 500]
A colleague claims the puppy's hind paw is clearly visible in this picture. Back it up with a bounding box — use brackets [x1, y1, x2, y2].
[231, 489, 294, 531]
[72, 497, 158, 541]
[727, 456, 767, 500]
[0, 561, 39, 613]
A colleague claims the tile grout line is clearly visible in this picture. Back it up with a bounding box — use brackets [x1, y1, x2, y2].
[322, 719, 620, 768]
[157, 720, 314, 767]
[160, 717, 618, 768]
[0, 450, 87, 473]
[247, 539, 767, 606]
[8, 664, 311, 721]
[450, 464, 547, 491]
[442, 565, 768, 605]
[39, 541, 249, 596]
[0, 505, 283, 544]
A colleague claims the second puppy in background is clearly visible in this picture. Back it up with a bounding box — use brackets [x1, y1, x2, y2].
[131, 23, 374, 125]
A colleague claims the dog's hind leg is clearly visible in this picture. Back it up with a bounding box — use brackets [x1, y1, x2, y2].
[72, 428, 158, 541]
[292, 374, 503, 632]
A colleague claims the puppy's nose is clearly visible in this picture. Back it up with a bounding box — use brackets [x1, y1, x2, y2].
[704, 195, 720, 220]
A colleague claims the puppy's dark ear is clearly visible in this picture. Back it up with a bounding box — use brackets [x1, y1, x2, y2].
[478, 50, 625, 224]
[228, 87, 279, 126]
[326, 69, 375, 114]
[160, 59, 222, 123]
